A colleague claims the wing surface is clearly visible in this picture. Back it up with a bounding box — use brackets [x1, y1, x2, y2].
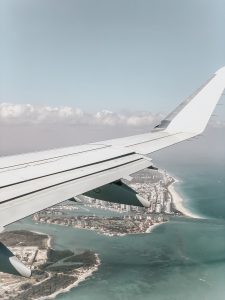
[0, 67, 225, 228]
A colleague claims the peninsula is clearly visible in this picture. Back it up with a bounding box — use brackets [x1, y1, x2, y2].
[0, 230, 100, 300]
[32, 169, 187, 236]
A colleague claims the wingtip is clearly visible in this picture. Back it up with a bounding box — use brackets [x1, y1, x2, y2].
[215, 66, 225, 76]
[160, 67, 225, 135]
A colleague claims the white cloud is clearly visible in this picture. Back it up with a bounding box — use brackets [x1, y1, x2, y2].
[0, 103, 223, 130]
[209, 119, 225, 128]
[0, 103, 162, 127]
[0, 103, 224, 157]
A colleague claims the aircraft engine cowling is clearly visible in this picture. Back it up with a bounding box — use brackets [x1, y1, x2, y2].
[84, 180, 150, 207]
[0, 242, 31, 277]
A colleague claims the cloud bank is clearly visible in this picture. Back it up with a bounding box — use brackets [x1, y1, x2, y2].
[0, 103, 162, 127]
[0, 103, 224, 161]
[0, 102, 223, 128]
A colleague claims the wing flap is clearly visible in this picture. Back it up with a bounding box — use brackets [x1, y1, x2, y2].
[0, 146, 133, 187]
[0, 144, 107, 169]
[0, 158, 151, 227]
[0, 153, 142, 202]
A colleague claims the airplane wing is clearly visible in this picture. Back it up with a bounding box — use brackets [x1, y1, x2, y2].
[0, 67, 224, 277]
[0, 67, 225, 230]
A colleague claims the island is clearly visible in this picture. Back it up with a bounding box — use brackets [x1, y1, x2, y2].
[33, 214, 167, 236]
[0, 230, 100, 300]
[32, 169, 186, 236]
[77, 168, 184, 216]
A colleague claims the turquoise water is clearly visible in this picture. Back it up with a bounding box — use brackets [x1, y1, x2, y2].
[175, 165, 225, 220]
[8, 163, 225, 300]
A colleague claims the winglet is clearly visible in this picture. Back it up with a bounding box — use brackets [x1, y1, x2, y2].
[154, 67, 225, 135]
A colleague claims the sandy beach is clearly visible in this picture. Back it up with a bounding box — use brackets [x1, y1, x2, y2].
[168, 179, 203, 219]
[145, 222, 163, 233]
[38, 254, 100, 300]
[30, 230, 52, 248]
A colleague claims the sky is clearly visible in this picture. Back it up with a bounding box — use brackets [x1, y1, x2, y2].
[0, 0, 225, 161]
[1, 0, 225, 114]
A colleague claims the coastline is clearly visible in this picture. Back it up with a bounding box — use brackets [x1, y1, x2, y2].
[38, 254, 100, 300]
[35, 233, 101, 300]
[0, 230, 101, 300]
[30, 230, 52, 248]
[168, 179, 203, 219]
[33, 216, 167, 237]
[145, 222, 163, 233]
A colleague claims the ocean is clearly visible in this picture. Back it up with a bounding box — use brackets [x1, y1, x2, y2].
[8, 162, 225, 300]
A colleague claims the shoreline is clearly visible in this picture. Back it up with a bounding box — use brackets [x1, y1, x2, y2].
[38, 254, 100, 300]
[168, 179, 203, 219]
[34, 217, 166, 237]
[30, 230, 52, 248]
[145, 222, 163, 233]
[13, 230, 100, 300]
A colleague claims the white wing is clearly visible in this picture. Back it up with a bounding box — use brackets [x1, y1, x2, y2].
[1, 67, 225, 229]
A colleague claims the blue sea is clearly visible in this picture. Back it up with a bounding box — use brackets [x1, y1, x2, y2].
[8, 162, 225, 300]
